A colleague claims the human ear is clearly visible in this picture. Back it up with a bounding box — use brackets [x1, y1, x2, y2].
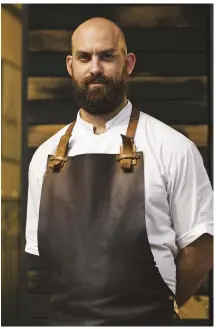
[125, 53, 136, 75]
[66, 55, 73, 77]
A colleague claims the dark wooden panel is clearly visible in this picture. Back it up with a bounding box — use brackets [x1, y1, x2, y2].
[131, 101, 209, 125]
[198, 147, 209, 171]
[27, 100, 208, 125]
[28, 4, 209, 29]
[28, 76, 207, 101]
[28, 124, 208, 148]
[28, 147, 37, 164]
[28, 27, 207, 52]
[25, 294, 49, 318]
[28, 52, 207, 77]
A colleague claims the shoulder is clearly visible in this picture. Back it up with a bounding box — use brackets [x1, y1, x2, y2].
[137, 111, 194, 154]
[29, 123, 71, 176]
[138, 111, 191, 152]
[136, 111, 202, 174]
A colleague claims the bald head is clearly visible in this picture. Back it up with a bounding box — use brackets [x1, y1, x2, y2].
[71, 17, 127, 56]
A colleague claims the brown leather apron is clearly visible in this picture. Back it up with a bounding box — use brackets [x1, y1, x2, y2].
[38, 107, 177, 326]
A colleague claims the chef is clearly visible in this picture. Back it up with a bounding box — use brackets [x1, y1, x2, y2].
[25, 17, 213, 326]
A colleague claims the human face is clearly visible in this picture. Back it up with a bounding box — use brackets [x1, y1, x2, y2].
[66, 27, 130, 114]
[71, 64, 128, 115]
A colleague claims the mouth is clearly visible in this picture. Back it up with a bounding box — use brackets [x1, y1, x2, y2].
[89, 82, 104, 87]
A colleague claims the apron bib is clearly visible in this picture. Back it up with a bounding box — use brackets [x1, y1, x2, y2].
[38, 107, 177, 326]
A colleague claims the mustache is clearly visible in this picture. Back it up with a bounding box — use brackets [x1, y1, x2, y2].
[83, 75, 110, 85]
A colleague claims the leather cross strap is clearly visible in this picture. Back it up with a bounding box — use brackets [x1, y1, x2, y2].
[48, 106, 140, 171]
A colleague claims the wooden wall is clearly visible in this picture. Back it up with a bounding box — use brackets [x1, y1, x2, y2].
[24, 4, 212, 325]
[1, 4, 23, 325]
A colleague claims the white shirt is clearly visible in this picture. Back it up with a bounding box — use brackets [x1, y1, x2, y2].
[25, 100, 213, 294]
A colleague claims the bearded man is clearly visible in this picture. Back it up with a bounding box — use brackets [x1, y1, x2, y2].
[25, 17, 213, 326]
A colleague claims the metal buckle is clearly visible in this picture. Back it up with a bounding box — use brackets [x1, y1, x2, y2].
[48, 156, 68, 169]
[49, 156, 68, 162]
[116, 154, 141, 161]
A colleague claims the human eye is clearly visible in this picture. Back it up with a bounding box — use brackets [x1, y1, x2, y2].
[100, 52, 115, 61]
[77, 53, 90, 62]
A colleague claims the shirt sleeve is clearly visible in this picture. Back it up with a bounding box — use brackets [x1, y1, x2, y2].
[169, 140, 213, 249]
[25, 163, 42, 256]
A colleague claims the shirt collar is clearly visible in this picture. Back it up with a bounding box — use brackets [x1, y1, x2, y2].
[76, 100, 132, 134]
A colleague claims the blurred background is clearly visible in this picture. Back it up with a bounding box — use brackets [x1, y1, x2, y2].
[1, 3, 213, 326]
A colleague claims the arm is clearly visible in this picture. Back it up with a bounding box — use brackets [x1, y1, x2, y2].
[175, 233, 213, 307]
[169, 140, 213, 306]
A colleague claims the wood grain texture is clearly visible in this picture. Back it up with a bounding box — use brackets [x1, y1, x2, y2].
[27, 100, 208, 125]
[28, 124, 208, 148]
[28, 52, 207, 77]
[2, 162, 20, 198]
[2, 8, 22, 65]
[28, 28, 207, 52]
[28, 76, 207, 101]
[2, 60, 22, 161]
[28, 4, 209, 29]
[28, 124, 65, 147]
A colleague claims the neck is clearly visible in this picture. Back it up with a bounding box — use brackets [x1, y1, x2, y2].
[80, 98, 128, 131]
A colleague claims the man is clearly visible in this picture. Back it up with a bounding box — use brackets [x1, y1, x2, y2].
[25, 17, 213, 326]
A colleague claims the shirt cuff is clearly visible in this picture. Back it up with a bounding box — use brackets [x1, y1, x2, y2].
[176, 222, 213, 249]
[25, 243, 39, 256]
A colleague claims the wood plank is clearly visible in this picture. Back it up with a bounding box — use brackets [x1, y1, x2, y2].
[2, 60, 22, 161]
[2, 8, 22, 65]
[2, 162, 20, 199]
[28, 27, 207, 52]
[198, 147, 209, 172]
[27, 100, 208, 125]
[28, 124, 208, 148]
[28, 147, 37, 164]
[115, 4, 209, 28]
[28, 76, 207, 101]
[28, 52, 207, 77]
[28, 124, 65, 147]
[28, 4, 209, 29]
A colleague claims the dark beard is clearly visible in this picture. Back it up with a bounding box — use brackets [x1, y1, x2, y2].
[71, 68, 128, 115]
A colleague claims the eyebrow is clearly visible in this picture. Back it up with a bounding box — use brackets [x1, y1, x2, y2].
[75, 48, 117, 57]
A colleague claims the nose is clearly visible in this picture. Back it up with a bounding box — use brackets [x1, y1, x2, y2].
[90, 56, 102, 76]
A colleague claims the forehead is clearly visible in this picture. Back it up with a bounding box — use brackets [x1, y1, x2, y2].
[73, 26, 121, 53]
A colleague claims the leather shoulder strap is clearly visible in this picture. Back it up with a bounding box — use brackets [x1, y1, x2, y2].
[48, 106, 140, 170]
[48, 120, 76, 169]
[126, 107, 140, 138]
[116, 107, 141, 171]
